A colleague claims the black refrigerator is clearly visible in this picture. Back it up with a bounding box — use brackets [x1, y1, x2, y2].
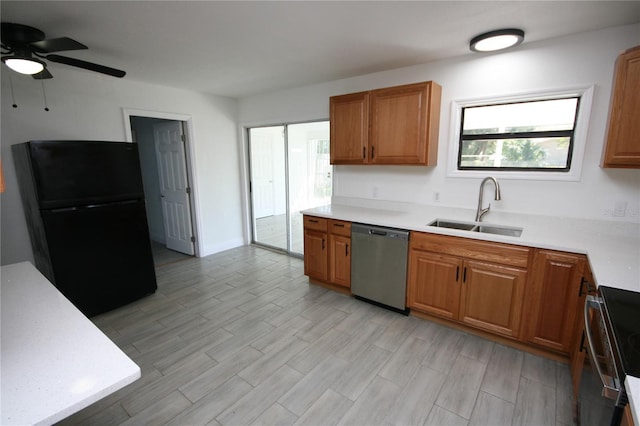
[12, 140, 157, 317]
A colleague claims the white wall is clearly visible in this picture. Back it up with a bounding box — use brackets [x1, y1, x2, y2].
[238, 24, 640, 223]
[1, 68, 243, 265]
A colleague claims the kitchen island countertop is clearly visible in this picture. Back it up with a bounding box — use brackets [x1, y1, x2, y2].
[1, 262, 140, 426]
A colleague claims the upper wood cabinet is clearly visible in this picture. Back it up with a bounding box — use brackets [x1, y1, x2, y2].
[330, 81, 442, 166]
[602, 45, 640, 168]
[330, 92, 369, 164]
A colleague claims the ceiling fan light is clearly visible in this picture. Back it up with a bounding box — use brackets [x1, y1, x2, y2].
[470, 29, 525, 52]
[2, 57, 45, 75]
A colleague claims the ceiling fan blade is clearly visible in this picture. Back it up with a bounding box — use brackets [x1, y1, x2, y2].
[31, 37, 87, 53]
[32, 68, 53, 79]
[46, 54, 126, 78]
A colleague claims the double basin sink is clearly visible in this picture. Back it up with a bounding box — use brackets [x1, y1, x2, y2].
[428, 219, 523, 237]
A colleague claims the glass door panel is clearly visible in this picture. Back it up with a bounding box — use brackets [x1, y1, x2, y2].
[248, 121, 331, 255]
[249, 126, 287, 250]
[288, 122, 331, 254]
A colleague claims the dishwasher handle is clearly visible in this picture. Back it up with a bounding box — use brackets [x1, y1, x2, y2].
[369, 229, 387, 236]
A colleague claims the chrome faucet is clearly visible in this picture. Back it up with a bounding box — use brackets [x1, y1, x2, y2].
[475, 177, 501, 222]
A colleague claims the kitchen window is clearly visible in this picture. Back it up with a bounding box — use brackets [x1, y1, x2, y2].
[448, 86, 594, 181]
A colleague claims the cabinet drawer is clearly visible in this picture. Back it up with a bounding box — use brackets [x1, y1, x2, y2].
[329, 220, 351, 236]
[410, 231, 530, 268]
[303, 215, 328, 232]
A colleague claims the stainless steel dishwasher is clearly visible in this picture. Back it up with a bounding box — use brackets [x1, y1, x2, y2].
[351, 223, 410, 314]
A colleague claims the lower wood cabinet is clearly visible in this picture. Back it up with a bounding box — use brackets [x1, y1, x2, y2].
[303, 215, 351, 289]
[407, 232, 529, 339]
[523, 249, 587, 353]
[303, 216, 328, 281]
[461, 260, 527, 338]
[407, 251, 461, 320]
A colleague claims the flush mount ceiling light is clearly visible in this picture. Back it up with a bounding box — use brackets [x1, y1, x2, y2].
[1, 55, 45, 74]
[470, 29, 525, 53]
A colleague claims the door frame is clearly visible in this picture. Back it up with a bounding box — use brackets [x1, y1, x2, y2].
[122, 108, 200, 257]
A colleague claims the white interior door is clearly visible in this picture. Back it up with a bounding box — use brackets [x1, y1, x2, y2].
[153, 121, 195, 255]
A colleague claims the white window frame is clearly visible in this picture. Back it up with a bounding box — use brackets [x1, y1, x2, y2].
[447, 86, 594, 181]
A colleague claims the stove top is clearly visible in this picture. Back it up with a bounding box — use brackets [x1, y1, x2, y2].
[600, 286, 640, 378]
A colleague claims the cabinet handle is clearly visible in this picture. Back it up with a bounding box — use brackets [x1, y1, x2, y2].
[345, 243, 349, 256]
[463, 267, 467, 283]
[322, 238, 325, 250]
[371, 146, 375, 159]
[456, 266, 459, 281]
[363, 147, 366, 159]
[579, 330, 586, 353]
[334, 223, 345, 228]
[308, 219, 318, 223]
[579, 278, 586, 296]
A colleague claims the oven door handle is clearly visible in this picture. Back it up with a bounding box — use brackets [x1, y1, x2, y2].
[583, 295, 621, 400]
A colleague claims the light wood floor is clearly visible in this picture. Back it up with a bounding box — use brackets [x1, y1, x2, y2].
[59, 245, 574, 426]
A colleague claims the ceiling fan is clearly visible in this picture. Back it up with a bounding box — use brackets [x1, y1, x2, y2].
[1, 22, 126, 79]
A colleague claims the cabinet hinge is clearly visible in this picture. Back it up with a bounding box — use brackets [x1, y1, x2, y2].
[181, 134, 186, 142]
[186, 187, 191, 194]
[191, 236, 196, 243]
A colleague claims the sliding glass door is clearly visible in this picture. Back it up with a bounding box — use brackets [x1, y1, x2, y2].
[248, 121, 331, 255]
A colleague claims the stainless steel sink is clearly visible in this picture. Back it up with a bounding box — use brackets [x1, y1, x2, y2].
[428, 219, 476, 231]
[474, 224, 523, 237]
[428, 219, 523, 237]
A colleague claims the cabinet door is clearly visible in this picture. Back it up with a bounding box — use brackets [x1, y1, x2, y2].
[303, 229, 327, 281]
[407, 250, 461, 320]
[525, 250, 586, 353]
[369, 82, 440, 165]
[330, 92, 369, 164]
[329, 234, 351, 288]
[460, 260, 526, 338]
[602, 45, 640, 168]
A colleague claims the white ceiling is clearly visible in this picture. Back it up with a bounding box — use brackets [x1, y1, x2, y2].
[2, 1, 640, 98]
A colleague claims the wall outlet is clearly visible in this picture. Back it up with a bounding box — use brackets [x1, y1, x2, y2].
[434, 192, 440, 202]
[613, 200, 627, 217]
[372, 186, 379, 198]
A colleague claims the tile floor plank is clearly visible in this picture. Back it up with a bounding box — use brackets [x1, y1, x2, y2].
[293, 389, 353, 426]
[435, 354, 487, 419]
[480, 343, 524, 403]
[216, 365, 303, 426]
[336, 376, 401, 426]
[167, 376, 253, 426]
[469, 391, 514, 426]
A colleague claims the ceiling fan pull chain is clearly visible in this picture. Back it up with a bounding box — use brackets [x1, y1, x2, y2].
[41, 80, 50, 111]
[8, 74, 18, 108]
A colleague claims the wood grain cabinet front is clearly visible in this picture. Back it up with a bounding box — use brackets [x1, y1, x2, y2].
[303, 216, 328, 281]
[303, 216, 351, 288]
[407, 232, 529, 339]
[523, 249, 587, 354]
[330, 81, 442, 166]
[602, 44, 640, 168]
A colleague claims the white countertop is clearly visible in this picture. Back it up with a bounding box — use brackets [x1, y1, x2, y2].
[303, 201, 640, 421]
[303, 202, 640, 292]
[1, 262, 141, 426]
